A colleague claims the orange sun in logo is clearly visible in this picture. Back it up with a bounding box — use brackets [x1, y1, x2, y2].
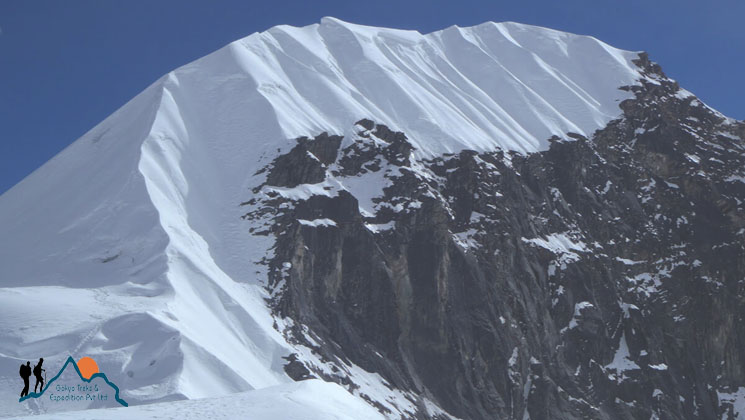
[77, 357, 99, 380]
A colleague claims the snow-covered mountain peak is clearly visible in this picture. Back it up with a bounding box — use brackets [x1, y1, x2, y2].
[2, 18, 704, 419]
[195, 17, 645, 156]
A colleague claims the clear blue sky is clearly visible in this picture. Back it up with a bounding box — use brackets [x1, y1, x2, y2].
[1, 1, 743, 194]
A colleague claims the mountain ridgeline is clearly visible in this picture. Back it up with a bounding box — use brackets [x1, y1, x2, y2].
[2, 19, 745, 420]
[244, 53, 745, 419]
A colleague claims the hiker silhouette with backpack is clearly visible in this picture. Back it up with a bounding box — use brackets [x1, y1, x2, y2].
[33, 358, 45, 393]
[19, 361, 31, 397]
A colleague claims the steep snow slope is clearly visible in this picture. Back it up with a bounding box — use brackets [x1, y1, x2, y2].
[232, 17, 641, 154]
[0, 17, 646, 417]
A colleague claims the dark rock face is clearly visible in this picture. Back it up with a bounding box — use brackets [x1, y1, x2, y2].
[263, 133, 343, 188]
[243, 53, 745, 419]
[282, 353, 315, 381]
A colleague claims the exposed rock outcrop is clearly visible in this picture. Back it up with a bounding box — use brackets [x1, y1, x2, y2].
[243, 53, 745, 419]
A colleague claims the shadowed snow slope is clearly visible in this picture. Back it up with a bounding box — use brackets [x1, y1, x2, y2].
[0, 17, 644, 418]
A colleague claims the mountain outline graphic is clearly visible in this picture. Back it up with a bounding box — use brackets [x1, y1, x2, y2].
[18, 356, 128, 407]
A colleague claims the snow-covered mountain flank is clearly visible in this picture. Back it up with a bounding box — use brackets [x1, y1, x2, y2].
[2, 17, 744, 419]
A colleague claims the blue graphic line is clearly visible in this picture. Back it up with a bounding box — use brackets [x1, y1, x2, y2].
[18, 356, 128, 407]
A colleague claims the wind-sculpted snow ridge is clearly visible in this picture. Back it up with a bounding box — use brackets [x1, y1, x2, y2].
[232, 17, 643, 155]
[0, 17, 690, 419]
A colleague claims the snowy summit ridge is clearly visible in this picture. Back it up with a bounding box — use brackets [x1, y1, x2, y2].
[225, 16, 643, 154]
[0, 17, 674, 419]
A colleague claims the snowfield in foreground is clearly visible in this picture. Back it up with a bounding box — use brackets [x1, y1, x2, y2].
[12, 380, 385, 420]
